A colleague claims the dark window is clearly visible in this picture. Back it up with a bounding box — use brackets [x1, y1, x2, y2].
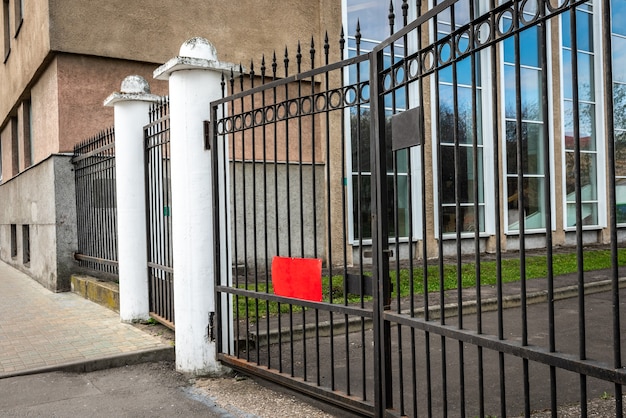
[13, 0, 22, 36]
[10, 116, 17, 175]
[3, 0, 10, 62]
[10, 224, 16, 258]
[21, 100, 32, 168]
[22, 224, 29, 265]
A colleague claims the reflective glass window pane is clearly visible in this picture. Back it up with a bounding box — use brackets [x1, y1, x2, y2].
[389, 175, 410, 237]
[350, 107, 371, 172]
[614, 83, 626, 130]
[562, 10, 593, 52]
[565, 152, 598, 200]
[439, 145, 482, 204]
[520, 68, 542, 121]
[612, 35, 626, 83]
[441, 205, 485, 233]
[507, 177, 546, 230]
[518, 26, 540, 67]
[347, 0, 405, 40]
[563, 101, 596, 151]
[614, 131, 626, 177]
[566, 202, 598, 227]
[612, 0, 626, 37]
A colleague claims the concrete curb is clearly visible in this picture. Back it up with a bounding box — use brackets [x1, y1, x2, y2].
[0, 346, 175, 380]
[246, 277, 626, 347]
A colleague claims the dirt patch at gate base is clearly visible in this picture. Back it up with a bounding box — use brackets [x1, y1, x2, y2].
[193, 374, 340, 418]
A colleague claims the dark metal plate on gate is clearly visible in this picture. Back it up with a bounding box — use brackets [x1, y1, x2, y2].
[391, 106, 422, 151]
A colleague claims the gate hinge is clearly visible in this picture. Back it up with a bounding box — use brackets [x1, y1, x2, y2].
[208, 311, 215, 341]
[204, 120, 211, 150]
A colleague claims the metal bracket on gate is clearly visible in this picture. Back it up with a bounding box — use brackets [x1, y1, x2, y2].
[204, 120, 211, 150]
[208, 311, 215, 341]
[391, 106, 422, 151]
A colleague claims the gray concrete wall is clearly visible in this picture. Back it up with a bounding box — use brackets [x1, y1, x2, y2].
[0, 155, 77, 291]
[231, 161, 326, 271]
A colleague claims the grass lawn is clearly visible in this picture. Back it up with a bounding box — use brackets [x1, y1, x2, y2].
[234, 248, 626, 320]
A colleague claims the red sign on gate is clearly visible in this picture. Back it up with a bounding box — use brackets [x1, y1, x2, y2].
[271, 256, 322, 302]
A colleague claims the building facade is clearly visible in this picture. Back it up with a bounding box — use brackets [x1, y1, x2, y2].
[2, 0, 623, 290]
[0, 0, 340, 290]
[341, 0, 626, 262]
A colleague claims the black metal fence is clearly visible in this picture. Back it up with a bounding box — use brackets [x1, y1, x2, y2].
[145, 98, 174, 328]
[72, 128, 118, 276]
[211, 0, 626, 416]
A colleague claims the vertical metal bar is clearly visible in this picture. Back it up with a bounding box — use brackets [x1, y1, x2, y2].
[538, 9, 557, 416]
[144, 115, 152, 317]
[513, 17, 531, 417]
[448, 3, 467, 416]
[568, 6, 588, 415]
[260, 57, 271, 369]
[370, 42, 393, 417]
[294, 45, 308, 382]
[271, 53, 282, 373]
[321, 33, 330, 390]
[400, 2, 419, 415]
[468, 1, 484, 416]
[211, 100, 223, 357]
[489, 0, 506, 414]
[353, 22, 362, 397]
[601, 0, 623, 414]
[416, 2, 433, 416]
[334, 26, 344, 392]
[433, 5, 448, 416]
[237, 68, 252, 363]
[282, 49, 296, 378]
[249, 62, 262, 367]
[388, 3, 405, 413]
[296, 43, 305, 261]
[304, 36, 315, 385]
[220, 74, 233, 356]
[229, 70, 241, 360]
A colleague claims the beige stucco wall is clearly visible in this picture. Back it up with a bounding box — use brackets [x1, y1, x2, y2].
[55, 54, 168, 153]
[0, 122, 12, 180]
[0, 0, 50, 126]
[23, 55, 170, 165]
[1, 0, 341, 171]
[48, 0, 336, 70]
[30, 59, 59, 164]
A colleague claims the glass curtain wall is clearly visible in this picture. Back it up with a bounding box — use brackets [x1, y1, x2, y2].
[562, 3, 599, 228]
[502, 9, 547, 231]
[435, 0, 486, 235]
[347, 0, 410, 240]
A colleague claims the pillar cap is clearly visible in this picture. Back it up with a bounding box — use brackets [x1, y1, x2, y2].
[154, 37, 239, 80]
[104, 75, 162, 107]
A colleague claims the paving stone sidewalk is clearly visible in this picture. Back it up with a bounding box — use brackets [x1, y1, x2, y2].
[0, 262, 172, 378]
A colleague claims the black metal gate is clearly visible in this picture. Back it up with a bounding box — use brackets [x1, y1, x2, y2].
[211, 0, 626, 416]
[73, 128, 119, 276]
[145, 98, 174, 328]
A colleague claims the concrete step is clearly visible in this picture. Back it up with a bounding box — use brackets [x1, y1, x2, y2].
[70, 275, 119, 312]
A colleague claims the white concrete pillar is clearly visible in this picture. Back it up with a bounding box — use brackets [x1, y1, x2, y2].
[154, 38, 235, 375]
[104, 76, 160, 322]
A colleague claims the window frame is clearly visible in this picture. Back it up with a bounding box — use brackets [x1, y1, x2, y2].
[343, 0, 419, 245]
[499, 15, 557, 235]
[559, 2, 607, 232]
[429, 0, 496, 240]
[3, 0, 10, 62]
